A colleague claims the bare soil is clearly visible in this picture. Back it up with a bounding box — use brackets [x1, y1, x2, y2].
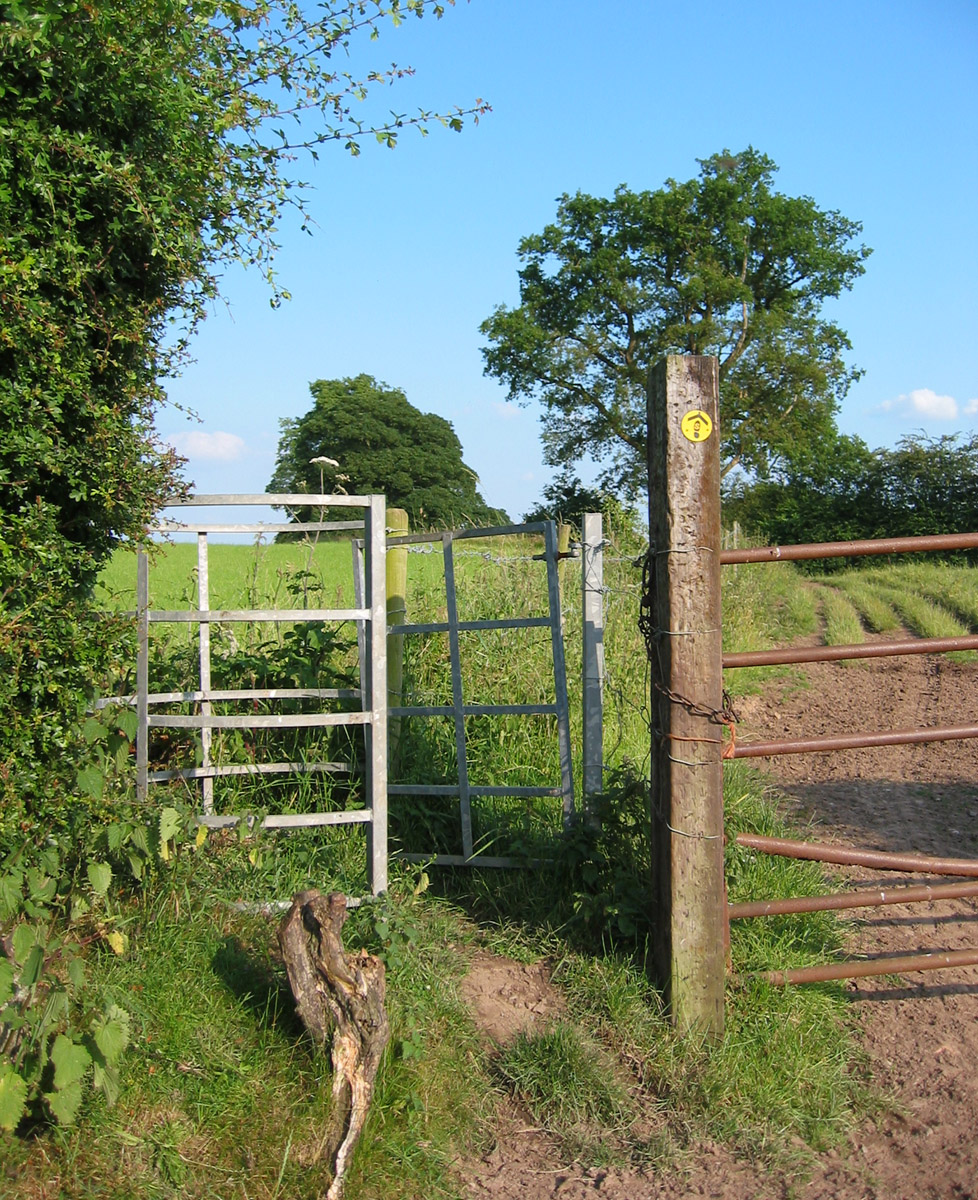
[458, 644, 978, 1200]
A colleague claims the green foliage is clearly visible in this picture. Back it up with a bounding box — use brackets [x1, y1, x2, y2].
[0, 781, 202, 1131]
[726, 432, 978, 556]
[557, 767, 652, 946]
[269, 374, 507, 531]
[481, 147, 870, 494]
[2, 0, 485, 1119]
[521, 468, 637, 531]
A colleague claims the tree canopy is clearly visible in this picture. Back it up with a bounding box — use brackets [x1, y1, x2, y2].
[481, 148, 871, 494]
[1, 0, 487, 583]
[269, 375, 505, 530]
[0, 0, 485, 809]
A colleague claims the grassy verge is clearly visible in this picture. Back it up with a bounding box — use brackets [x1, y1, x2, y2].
[5, 760, 864, 1197]
[4, 527, 882, 1194]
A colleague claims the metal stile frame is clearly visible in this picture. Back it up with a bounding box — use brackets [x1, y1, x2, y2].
[363, 520, 575, 869]
[581, 513, 605, 816]
[126, 494, 388, 894]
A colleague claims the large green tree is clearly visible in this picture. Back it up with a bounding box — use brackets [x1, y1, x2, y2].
[269, 375, 505, 529]
[481, 149, 870, 494]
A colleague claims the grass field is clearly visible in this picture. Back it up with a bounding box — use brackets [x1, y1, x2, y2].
[20, 530, 967, 1196]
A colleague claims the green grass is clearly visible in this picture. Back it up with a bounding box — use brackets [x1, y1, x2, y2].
[827, 577, 902, 634]
[811, 561, 978, 661]
[5, 523, 907, 1193]
[814, 582, 866, 648]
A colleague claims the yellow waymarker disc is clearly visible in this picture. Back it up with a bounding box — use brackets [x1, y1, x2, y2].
[681, 409, 713, 442]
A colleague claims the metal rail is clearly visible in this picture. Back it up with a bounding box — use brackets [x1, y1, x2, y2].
[732, 722, 978, 758]
[747, 949, 978, 987]
[733, 834, 978, 877]
[729, 879, 978, 920]
[723, 633, 978, 668]
[721, 530, 978, 564]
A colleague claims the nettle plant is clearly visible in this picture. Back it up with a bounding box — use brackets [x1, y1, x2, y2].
[0, 702, 201, 1131]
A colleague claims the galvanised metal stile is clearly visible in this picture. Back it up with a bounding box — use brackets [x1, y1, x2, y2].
[380, 520, 575, 868]
[122, 493, 388, 895]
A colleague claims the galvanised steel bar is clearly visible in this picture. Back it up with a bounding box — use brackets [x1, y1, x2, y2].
[721, 530, 978, 564]
[178, 493, 375, 507]
[732, 723, 978, 758]
[442, 532, 474, 861]
[198, 811, 373, 830]
[154, 521, 364, 535]
[389, 704, 560, 717]
[149, 712, 371, 729]
[136, 552, 149, 802]
[749, 949, 978, 986]
[197, 532, 214, 814]
[734, 833, 978, 877]
[366, 494, 388, 895]
[150, 761, 350, 782]
[723, 633, 978, 668]
[544, 517, 576, 828]
[729, 879, 978, 920]
[389, 616, 552, 635]
[582, 512, 605, 818]
[148, 608, 369, 623]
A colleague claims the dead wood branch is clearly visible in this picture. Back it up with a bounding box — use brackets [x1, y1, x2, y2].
[279, 890, 390, 1200]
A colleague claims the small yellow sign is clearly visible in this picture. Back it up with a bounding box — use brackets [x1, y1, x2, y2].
[681, 409, 713, 442]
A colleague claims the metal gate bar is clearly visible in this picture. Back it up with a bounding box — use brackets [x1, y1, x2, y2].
[384, 520, 575, 867]
[722, 528, 978, 983]
[725, 632, 978, 668]
[722, 530, 978, 565]
[733, 833, 978, 877]
[118, 493, 389, 894]
[747, 949, 978, 987]
[729, 879, 978, 920]
[733, 722, 978, 758]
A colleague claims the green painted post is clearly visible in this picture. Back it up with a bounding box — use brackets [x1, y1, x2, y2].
[386, 508, 409, 768]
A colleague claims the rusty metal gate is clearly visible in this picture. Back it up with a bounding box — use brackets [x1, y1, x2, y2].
[644, 356, 978, 1033]
[722, 529, 978, 984]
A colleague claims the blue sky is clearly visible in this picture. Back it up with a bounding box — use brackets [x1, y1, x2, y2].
[161, 0, 978, 525]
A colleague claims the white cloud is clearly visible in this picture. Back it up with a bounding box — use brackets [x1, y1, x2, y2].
[965, 397, 978, 416]
[491, 401, 522, 421]
[878, 388, 969, 421]
[167, 430, 247, 461]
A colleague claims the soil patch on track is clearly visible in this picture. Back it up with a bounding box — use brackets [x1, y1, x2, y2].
[460, 645, 978, 1200]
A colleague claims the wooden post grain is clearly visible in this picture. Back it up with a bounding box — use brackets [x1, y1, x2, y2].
[646, 355, 725, 1037]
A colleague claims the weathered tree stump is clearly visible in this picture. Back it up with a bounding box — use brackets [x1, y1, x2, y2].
[278, 890, 390, 1200]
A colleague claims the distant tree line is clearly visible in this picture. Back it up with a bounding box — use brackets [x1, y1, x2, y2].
[723, 432, 978, 560]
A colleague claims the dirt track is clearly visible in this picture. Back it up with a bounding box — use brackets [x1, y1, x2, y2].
[460, 646, 978, 1200]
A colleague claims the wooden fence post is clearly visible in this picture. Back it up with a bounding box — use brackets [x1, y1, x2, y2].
[646, 355, 725, 1037]
[386, 508, 409, 769]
